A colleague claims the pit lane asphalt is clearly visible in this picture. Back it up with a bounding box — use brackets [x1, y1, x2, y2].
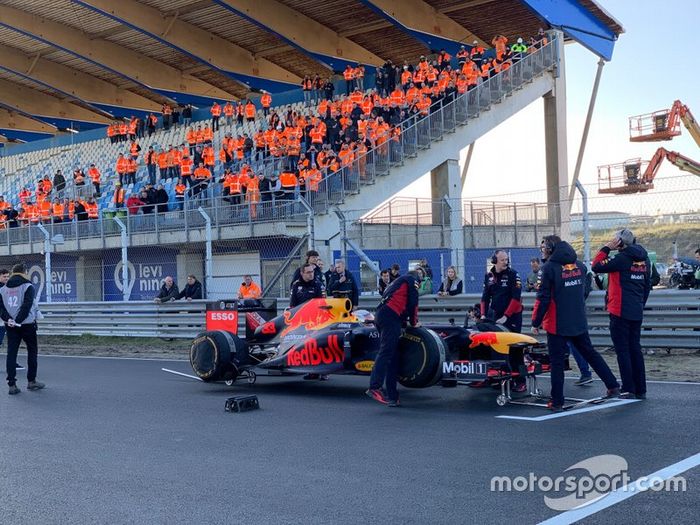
[1, 354, 698, 525]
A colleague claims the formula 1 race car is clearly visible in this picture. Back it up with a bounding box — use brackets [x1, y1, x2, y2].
[189, 298, 555, 405]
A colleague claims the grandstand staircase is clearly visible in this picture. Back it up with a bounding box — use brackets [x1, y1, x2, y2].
[314, 43, 561, 243]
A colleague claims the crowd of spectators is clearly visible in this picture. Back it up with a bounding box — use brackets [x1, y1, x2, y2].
[1, 31, 549, 228]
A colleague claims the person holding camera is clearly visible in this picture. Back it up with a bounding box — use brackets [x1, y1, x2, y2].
[327, 259, 359, 308]
[0, 263, 45, 395]
[592, 229, 652, 399]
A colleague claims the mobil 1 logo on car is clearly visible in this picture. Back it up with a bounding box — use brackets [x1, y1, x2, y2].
[443, 360, 488, 379]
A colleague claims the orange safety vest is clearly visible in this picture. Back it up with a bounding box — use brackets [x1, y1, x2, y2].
[211, 104, 221, 117]
[194, 167, 211, 180]
[203, 127, 213, 142]
[175, 183, 186, 196]
[238, 282, 261, 299]
[130, 142, 140, 157]
[223, 103, 234, 117]
[86, 202, 98, 219]
[260, 94, 271, 108]
[180, 158, 194, 177]
[305, 168, 322, 191]
[88, 167, 101, 183]
[39, 200, 51, 219]
[401, 70, 412, 85]
[224, 174, 242, 194]
[195, 128, 205, 143]
[343, 68, 354, 81]
[245, 103, 256, 119]
[279, 172, 297, 188]
[52, 203, 64, 218]
[128, 159, 138, 173]
[157, 152, 169, 169]
[113, 188, 125, 206]
[116, 157, 129, 174]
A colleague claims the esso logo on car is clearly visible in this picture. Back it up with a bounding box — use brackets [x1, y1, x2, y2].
[209, 312, 236, 321]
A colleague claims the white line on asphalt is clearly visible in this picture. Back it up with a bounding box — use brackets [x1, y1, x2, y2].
[161, 368, 202, 381]
[563, 376, 700, 386]
[495, 399, 640, 421]
[1, 353, 188, 362]
[537, 452, 700, 525]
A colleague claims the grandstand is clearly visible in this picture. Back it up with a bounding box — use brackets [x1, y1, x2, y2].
[0, 0, 624, 301]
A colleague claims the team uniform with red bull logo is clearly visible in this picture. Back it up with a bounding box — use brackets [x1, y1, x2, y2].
[480, 267, 523, 332]
[532, 241, 619, 409]
[368, 274, 420, 405]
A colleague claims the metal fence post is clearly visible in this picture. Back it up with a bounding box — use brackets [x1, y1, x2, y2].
[198, 207, 213, 299]
[114, 216, 129, 302]
[37, 223, 52, 303]
[575, 180, 591, 266]
[513, 202, 518, 246]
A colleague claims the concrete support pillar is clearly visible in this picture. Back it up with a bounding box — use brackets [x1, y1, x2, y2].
[430, 158, 464, 276]
[543, 31, 570, 240]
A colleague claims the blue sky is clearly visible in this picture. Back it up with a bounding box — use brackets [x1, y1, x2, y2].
[401, 0, 700, 214]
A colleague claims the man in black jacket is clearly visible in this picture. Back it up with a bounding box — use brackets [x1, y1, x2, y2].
[532, 236, 620, 411]
[155, 184, 169, 214]
[592, 229, 652, 399]
[480, 250, 523, 332]
[154, 276, 179, 303]
[327, 259, 359, 308]
[0, 263, 45, 395]
[176, 275, 203, 301]
[367, 271, 421, 407]
[289, 264, 324, 308]
[290, 250, 326, 292]
[53, 170, 66, 198]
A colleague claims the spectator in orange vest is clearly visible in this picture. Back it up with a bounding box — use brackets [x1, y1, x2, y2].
[260, 92, 272, 117]
[223, 101, 234, 126]
[210, 101, 221, 131]
[343, 65, 355, 96]
[245, 100, 256, 122]
[113, 182, 125, 210]
[174, 178, 186, 210]
[238, 275, 262, 302]
[88, 164, 101, 196]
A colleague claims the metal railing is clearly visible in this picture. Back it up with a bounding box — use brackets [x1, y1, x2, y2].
[2, 38, 559, 251]
[0, 195, 310, 251]
[36, 289, 700, 350]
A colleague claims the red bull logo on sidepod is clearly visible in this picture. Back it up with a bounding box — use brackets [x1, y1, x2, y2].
[286, 335, 344, 367]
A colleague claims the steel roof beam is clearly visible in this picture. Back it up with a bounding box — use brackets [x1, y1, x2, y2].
[215, 0, 384, 66]
[0, 43, 162, 113]
[0, 108, 57, 134]
[364, 0, 489, 47]
[0, 5, 234, 100]
[75, 0, 302, 85]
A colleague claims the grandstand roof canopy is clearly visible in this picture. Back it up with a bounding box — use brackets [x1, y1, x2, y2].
[0, 0, 623, 142]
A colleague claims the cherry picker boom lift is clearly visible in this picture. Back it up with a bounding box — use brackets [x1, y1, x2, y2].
[597, 147, 700, 195]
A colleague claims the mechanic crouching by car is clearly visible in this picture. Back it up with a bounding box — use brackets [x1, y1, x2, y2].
[290, 263, 327, 381]
[367, 270, 421, 407]
[592, 229, 652, 399]
[532, 236, 620, 411]
[480, 249, 526, 391]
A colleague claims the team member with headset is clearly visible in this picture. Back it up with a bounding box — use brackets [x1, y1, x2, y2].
[1, 263, 45, 395]
[532, 236, 620, 411]
[480, 249, 526, 391]
[367, 269, 422, 407]
[592, 229, 652, 399]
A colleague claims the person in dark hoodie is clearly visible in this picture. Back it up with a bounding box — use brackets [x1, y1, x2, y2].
[327, 259, 359, 308]
[592, 229, 652, 399]
[532, 236, 620, 411]
[155, 184, 170, 213]
[367, 270, 421, 407]
[154, 275, 179, 303]
[0, 263, 45, 395]
[176, 274, 203, 301]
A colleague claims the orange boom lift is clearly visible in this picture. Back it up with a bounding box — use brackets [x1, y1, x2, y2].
[628, 100, 700, 146]
[598, 148, 700, 195]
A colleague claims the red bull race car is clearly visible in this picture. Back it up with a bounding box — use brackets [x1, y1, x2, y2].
[189, 298, 555, 405]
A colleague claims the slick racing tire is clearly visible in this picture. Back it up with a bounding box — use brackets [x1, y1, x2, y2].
[190, 330, 248, 382]
[398, 327, 446, 388]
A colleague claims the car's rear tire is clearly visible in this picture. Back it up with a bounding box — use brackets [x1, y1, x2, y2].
[398, 327, 445, 388]
[190, 330, 248, 382]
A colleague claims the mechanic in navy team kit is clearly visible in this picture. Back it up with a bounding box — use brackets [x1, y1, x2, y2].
[480, 249, 526, 391]
[367, 269, 422, 407]
[532, 236, 620, 411]
[290, 262, 327, 381]
[592, 229, 651, 399]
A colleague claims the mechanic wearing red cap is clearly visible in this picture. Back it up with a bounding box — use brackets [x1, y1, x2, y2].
[366, 270, 421, 407]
